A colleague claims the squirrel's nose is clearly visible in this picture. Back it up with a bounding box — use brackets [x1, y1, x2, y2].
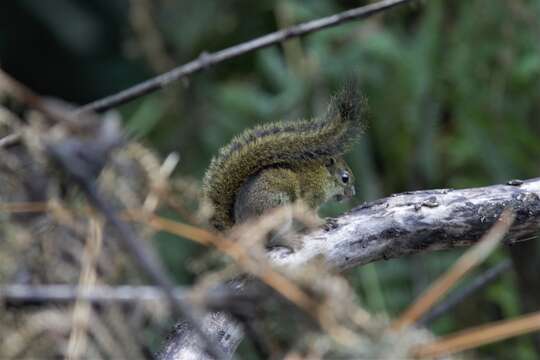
[345, 186, 355, 198]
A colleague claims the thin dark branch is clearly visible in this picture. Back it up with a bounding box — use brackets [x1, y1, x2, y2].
[0, 284, 189, 304]
[419, 259, 513, 325]
[76, 0, 416, 114]
[0, 284, 259, 310]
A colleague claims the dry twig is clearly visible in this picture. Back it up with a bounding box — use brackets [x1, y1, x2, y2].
[413, 311, 540, 358]
[132, 208, 319, 312]
[419, 259, 513, 325]
[67, 215, 104, 359]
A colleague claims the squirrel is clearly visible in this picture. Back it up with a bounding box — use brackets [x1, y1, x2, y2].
[203, 84, 366, 237]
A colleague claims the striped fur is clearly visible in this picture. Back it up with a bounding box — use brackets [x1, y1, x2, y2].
[203, 84, 367, 230]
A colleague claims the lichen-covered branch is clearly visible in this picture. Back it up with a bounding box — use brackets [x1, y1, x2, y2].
[160, 177, 540, 359]
[271, 178, 540, 270]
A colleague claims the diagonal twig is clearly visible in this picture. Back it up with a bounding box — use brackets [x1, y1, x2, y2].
[132, 210, 319, 312]
[76, 0, 417, 113]
[413, 311, 540, 358]
[419, 259, 513, 325]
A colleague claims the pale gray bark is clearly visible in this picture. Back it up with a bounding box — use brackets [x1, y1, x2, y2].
[158, 177, 540, 360]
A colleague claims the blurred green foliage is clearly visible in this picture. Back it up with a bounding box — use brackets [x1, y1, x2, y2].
[2, 0, 540, 357]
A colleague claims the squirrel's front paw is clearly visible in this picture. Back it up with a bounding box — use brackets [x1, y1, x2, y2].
[324, 217, 339, 231]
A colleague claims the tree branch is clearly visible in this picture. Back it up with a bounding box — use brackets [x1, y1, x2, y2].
[0, 284, 189, 304]
[0, 284, 257, 310]
[76, 0, 416, 114]
[159, 177, 540, 359]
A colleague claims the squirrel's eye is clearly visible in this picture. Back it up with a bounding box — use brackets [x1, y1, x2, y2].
[341, 172, 349, 184]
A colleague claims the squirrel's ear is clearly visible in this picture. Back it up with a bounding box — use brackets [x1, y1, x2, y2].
[325, 157, 336, 167]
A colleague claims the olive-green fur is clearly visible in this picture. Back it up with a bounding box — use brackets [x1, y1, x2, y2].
[203, 85, 366, 230]
[234, 168, 299, 224]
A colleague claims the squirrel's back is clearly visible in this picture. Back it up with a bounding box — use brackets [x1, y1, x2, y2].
[203, 84, 366, 231]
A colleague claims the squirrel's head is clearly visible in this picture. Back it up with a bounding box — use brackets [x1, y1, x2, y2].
[324, 157, 356, 202]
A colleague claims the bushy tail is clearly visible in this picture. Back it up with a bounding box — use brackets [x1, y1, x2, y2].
[203, 83, 367, 230]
